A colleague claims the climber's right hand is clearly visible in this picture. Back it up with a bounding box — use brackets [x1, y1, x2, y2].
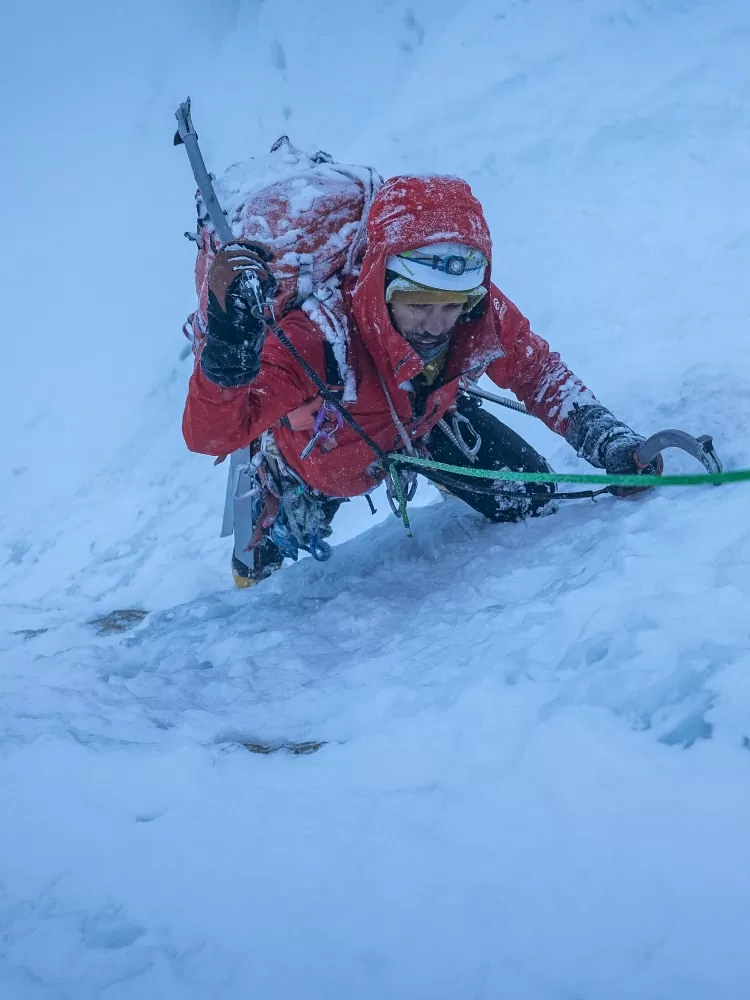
[201, 240, 277, 388]
[207, 240, 277, 315]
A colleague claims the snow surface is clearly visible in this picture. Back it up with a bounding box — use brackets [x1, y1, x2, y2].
[3, 0, 750, 997]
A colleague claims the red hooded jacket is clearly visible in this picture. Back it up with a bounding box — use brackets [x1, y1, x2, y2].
[183, 175, 597, 497]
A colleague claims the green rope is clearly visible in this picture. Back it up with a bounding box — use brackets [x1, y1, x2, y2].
[389, 453, 750, 489]
[387, 464, 413, 537]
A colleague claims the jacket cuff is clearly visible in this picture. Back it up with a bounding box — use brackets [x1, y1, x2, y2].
[564, 403, 637, 468]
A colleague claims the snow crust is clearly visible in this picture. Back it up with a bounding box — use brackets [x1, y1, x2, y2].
[3, 1, 750, 997]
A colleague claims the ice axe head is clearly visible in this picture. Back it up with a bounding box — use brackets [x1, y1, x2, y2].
[634, 430, 723, 478]
[173, 97, 194, 147]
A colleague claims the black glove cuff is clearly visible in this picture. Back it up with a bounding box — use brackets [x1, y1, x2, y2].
[565, 403, 639, 469]
[200, 338, 262, 388]
[201, 288, 266, 387]
[207, 288, 265, 344]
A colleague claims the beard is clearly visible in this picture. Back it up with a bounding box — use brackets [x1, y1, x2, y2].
[403, 330, 452, 361]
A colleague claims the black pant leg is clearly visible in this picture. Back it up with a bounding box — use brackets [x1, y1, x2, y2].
[421, 394, 557, 522]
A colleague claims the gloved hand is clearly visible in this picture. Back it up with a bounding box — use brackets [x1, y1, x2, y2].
[566, 404, 663, 498]
[600, 431, 664, 497]
[201, 240, 278, 388]
[208, 239, 277, 313]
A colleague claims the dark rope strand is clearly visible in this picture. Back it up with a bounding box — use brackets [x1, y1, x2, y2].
[262, 312, 388, 460]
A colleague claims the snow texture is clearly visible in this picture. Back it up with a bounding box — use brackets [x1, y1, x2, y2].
[3, 1, 750, 998]
[300, 277, 358, 402]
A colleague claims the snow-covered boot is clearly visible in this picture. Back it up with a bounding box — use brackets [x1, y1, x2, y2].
[231, 540, 284, 589]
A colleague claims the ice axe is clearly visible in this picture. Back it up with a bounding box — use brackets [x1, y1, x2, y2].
[173, 98, 386, 561]
[174, 97, 233, 244]
[174, 97, 254, 558]
[465, 382, 724, 480]
[635, 429, 723, 477]
[174, 103, 391, 469]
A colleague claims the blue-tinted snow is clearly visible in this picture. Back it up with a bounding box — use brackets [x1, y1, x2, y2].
[2, 1, 750, 997]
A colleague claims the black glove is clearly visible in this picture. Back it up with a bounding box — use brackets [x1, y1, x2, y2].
[566, 403, 663, 497]
[200, 240, 278, 388]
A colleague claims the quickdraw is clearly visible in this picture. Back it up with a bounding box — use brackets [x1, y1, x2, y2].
[300, 399, 345, 460]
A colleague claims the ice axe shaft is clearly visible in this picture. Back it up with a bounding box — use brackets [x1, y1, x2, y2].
[465, 381, 530, 415]
[174, 98, 251, 558]
[174, 97, 233, 244]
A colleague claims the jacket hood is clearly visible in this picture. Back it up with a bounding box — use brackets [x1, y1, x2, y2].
[351, 175, 498, 389]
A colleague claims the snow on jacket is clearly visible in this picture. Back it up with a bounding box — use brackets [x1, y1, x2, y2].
[183, 174, 597, 497]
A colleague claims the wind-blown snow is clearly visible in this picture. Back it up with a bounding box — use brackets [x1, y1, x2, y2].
[2, 1, 750, 998]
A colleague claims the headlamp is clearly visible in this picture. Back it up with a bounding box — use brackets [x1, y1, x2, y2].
[444, 255, 466, 276]
[386, 241, 488, 291]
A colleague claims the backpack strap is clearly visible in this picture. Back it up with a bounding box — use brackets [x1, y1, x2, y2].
[323, 339, 344, 391]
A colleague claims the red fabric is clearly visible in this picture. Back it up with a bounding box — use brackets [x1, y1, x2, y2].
[189, 167, 373, 335]
[183, 175, 598, 497]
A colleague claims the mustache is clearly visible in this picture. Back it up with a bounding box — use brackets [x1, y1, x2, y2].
[405, 332, 452, 360]
[407, 329, 451, 341]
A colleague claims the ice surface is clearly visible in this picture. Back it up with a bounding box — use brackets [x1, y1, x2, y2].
[2, 0, 750, 997]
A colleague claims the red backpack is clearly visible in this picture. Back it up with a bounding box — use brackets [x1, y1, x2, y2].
[183, 136, 382, 401]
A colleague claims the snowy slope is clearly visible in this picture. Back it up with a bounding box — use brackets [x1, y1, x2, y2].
[3, 1, 750, 997]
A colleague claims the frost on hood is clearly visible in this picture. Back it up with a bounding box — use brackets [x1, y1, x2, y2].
[301, 276, 358, 403]
[363, 175, 493, 266]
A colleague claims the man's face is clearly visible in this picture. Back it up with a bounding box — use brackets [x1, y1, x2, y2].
[389, 298, 465, 354]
